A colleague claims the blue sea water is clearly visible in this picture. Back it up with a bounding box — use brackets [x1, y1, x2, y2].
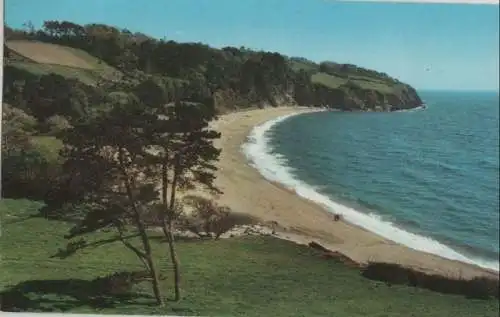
[242, 91, 499, 271]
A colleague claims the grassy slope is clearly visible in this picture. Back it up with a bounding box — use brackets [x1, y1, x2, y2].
[5, 40, 121, 86]
[289, 56, 398, 94]
[311, 72, 348, 89]
[311, 72, 397, 93]
[1, 199, 498, 317]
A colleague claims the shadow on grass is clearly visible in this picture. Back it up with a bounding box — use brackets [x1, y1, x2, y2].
[0, 277, 153, 312]
[2, 203, 71, 226]
[38, 204, 82, 223]
[50, 234, 141, 259]
[361, 262, 500, 300]
[308, 241, 499, 300]
[149, 234, 216, 244]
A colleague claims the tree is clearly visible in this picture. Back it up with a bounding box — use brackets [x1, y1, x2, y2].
[137, 80, 221, 301]
[1, 104, 37, 154]
[59, 100, 166, 306]
[1, 104, 37, 197]
[42, 20, 62, 37]
[22, 21, 35, 35]
[1, 104, 67, 200]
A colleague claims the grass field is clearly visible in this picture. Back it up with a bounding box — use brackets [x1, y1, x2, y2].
[7, 61, 103, 86]
[311, 72, 396, 94]
[5, 40, 121, 85]
[311, 72, 349, 89]
[1, 199, 498, 316]
[288, 58, 319, 72]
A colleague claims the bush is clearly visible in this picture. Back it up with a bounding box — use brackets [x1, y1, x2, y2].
[181, 195, 257, 239]
[43, 115, 72, 136]
[2, 145, 61, 200]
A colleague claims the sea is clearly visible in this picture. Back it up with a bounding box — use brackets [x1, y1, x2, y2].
[242, 90, 500, 271]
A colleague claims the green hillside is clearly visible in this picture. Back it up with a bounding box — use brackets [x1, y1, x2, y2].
[1, 199, 498, 316]
[3, 22, 423, 113]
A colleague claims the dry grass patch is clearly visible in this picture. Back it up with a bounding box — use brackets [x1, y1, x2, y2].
[6, 41, 96, 69]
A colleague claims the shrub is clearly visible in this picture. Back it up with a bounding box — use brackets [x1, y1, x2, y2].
[43, 115, 72, 136]
[181, 195, 257, 239]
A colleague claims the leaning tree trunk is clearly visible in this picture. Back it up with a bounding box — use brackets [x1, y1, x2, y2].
[132, 207, 165, 307]
[165, 225, 181, 301]
[161, 161, 182, 301]
[118, 228, 165, 307]
[143, 241, 165, 307]
[121, 159, 165, 307]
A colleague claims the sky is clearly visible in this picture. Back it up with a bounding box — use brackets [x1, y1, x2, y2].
[4, 0, 500, 91]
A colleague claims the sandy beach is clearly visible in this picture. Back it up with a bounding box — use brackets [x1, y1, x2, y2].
[201, 106, 498, 280]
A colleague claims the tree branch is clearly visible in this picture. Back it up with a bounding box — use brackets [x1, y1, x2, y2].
[115, 222, 149, 270]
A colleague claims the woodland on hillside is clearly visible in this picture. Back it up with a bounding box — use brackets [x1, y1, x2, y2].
[4, 21, 423, 116]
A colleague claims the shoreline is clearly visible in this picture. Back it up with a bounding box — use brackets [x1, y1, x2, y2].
[202, 106, 498, 280]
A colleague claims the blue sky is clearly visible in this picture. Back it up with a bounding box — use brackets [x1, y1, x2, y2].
[5, 0, 499, 91]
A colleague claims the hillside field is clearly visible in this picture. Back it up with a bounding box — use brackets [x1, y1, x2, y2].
[1, 199, 498, 317]
[5, 40, 121, 85]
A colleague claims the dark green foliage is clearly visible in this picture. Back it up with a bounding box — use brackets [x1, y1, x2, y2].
[1, 104, 65, 200]
[5, 20, 422, 114]
[56, 109, 167, 305]
[2, 65, 99, 121]
[41, 76, 223, 304]
[129, 79, 222, 301]
[1, 145, 59, 199]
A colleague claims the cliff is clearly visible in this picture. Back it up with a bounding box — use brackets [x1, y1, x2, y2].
[293, 61, 423, 111]
[314, 84, 423, 112]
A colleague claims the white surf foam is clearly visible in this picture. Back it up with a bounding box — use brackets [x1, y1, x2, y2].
[241, 112, 500, 272]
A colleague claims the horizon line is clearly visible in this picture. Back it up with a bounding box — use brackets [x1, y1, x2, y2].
[335, 0, 499, 4]
[418, 88, 500, 92]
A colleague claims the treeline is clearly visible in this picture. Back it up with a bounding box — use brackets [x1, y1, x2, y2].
[4, 21, 422, 113]
[5, 22, 299, 110]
